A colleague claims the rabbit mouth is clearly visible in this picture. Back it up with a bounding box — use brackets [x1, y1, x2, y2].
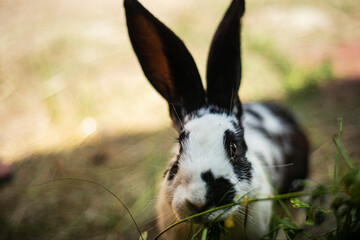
[185, 205, 238, 224]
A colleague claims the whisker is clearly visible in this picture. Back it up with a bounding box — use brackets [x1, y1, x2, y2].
[170, 103, 184, 129]
[263, 163, 294, 168]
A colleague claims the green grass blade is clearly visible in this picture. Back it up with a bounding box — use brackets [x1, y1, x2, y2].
[201, 227, 208, 240]
[333, 137, 356, 171]
[333, 118, 343, 194]
[191, 227, 204, 240]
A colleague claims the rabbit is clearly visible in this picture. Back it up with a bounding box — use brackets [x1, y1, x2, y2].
[124, 0, 309, 239]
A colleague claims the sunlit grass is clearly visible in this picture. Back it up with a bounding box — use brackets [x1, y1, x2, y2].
[246, 35, 334, 94]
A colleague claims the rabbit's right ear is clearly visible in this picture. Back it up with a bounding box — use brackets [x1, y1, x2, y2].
[124, 0, 206, 130]
[206, 0, 245, 118]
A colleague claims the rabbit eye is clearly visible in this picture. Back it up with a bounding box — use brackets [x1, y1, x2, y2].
[230, 142, 237, 159]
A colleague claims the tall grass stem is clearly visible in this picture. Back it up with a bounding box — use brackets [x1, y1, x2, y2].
[37, 177, 144, 240]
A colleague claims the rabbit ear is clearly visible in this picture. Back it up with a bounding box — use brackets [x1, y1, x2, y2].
[206, 0, 245, 116]
[124, 0, 206, 130]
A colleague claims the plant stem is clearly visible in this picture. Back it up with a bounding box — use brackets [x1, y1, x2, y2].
[307, 226, 338, 239]
[155, 191, 314, 239]
[247, 191, 311, 203]
[278, 200, 293, 219]
[333, 118, 343, 195]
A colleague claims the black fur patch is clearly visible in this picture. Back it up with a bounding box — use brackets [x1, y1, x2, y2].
[166, 131, 189, 181]
[224, 129, 252, 182]
[262, 102, 298, 126]
[201, 170, 235, 207]
[167, 156, 180, 181]
[247, 102, 309, 193]
[247, 123, 284, 147]
[208, 106, 229, 115]
[187, 105, 244, 124]
[244, 108, 263, 121]
[280, 128, 309, 193]
[177, 130, 189, 146]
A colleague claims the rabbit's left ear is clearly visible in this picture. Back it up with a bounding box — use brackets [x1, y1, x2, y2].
[206, 0, 245, 117]
[124, 0, 206, 130]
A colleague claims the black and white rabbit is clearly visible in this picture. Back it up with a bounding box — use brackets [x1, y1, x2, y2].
[124, 0, 309, 239]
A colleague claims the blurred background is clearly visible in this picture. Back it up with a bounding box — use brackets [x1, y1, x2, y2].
[0, 0, 359, 239]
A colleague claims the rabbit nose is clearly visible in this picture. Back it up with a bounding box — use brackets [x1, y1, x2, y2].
[185, 199, 207, 214]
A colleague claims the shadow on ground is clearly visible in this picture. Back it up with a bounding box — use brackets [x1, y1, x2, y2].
[0, 130, 176, 240]
[0, 78, 359, 240]
[290, 78, 360, 182]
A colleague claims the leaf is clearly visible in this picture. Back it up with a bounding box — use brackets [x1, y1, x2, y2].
[260, 225, 281, 240]
[290, 198, 309, 208]
[278, 218, 304, 239]
[305, 207, 315, 226]
[278, 218, 300, 229]
[315, 206, 332, 214]
[283, 228, 303, 240]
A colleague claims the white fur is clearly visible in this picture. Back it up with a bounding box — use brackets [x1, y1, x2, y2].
[156, 108, 278, 240]
[245, 103, 290, 135]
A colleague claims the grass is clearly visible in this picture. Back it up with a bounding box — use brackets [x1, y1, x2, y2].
[245, 34, 334, 100]
[0, 130, 174, 240]
[38, 178, 144, 239]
